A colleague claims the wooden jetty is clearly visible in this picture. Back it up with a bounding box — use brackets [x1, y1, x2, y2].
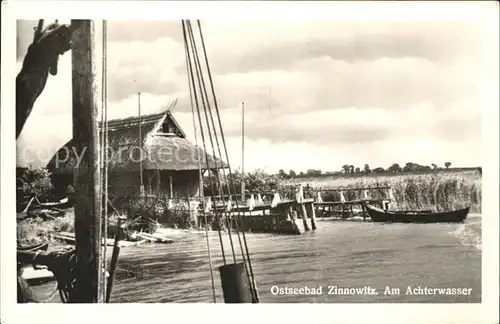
[315, 199, 390, 220]
[190, 184, 397, 233]
[203, 197, 317, 235]
[309, 185, 393, 220]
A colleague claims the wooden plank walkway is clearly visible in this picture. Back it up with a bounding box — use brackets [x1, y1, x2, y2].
[315, 198, 390, 220]
[203, 198, 317, 235]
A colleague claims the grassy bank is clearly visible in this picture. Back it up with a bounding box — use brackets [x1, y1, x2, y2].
[17, 169, 481, 245]
[284, 169, 482, 213]
[17, 212, 74, 246]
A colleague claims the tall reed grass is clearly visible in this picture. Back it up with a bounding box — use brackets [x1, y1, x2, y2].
[288, 170, 482, 213]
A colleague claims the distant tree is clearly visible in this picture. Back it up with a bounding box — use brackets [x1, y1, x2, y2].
[355, 167, 361, 173]
[278, 169, 287, 179]
[387, 163, 402, 173]
[363, 164, 371, 173]
[445, 162, 451, 169]
[306, 169, 322, 177]
[289, 170, 296, 178]
[342, 165, 350, 174]
[17, 166, 54, 201]
[238, 169, 280, 192]
[372, 167, 385, 173]
[403, 162, 417, 172]
[299, 171, 305, 177]
[403, 162, 433, 172]
[421, 165, 432, 171]
[431, 163, 438, 170]
[349, 165, 355, 174]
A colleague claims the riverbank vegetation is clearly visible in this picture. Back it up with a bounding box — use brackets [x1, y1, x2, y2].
[17, 164, 482, 245]
[284, 170, 482, 213]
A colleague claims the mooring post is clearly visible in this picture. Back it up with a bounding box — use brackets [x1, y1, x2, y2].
[299, 202, 310, 231]
[306, 202, 317, 230]
[105, 216, 126, 303]
[71, 19, 102, 303]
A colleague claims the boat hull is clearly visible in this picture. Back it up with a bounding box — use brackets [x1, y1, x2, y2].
[366, 204, 469, 223]
[130, 216, 160, 234]
[17, 242, 49, 252]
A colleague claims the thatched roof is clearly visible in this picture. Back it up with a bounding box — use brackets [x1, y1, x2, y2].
[47, 110, 228, 174]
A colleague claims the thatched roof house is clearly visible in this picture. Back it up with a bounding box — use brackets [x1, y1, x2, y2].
[48, 109, 228, 198]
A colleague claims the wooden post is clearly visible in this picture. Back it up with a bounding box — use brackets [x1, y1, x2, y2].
[306, 202, 317, 230]
[241, 101, 245, 203]
[299, 203, 310, 231]
[289, 205, 301, 234]
[138, 92, 145, 196]
[105, 216, 126, 303]
[169, 175, 173, 199]
[71, 19, 102, 303]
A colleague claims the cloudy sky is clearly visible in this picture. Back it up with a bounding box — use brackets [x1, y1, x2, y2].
[16, 18, 487, 173]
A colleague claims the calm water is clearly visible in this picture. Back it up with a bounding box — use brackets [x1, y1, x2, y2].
[33, 214, 481, 303]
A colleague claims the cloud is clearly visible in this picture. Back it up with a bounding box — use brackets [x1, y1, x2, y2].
[15, 19, 485, 171]
[198, 20, 482, 73]
[106, 37, 187, 101]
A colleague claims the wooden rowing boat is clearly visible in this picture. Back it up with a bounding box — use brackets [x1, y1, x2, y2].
[130, 216, 160, 234]
[17, 242, 49, 252]
[36, 197, 71, 209]
[365, 204, 469, 223]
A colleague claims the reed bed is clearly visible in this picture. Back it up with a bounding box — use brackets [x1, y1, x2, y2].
[286, 170, 482, 213]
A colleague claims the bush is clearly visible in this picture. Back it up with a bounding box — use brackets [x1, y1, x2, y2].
[17, 166, 54, 202]
[109, 196, 197, 229]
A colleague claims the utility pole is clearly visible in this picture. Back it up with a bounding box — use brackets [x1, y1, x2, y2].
[71, 19, 102, 303]
[241, 101, 245, 202]
[138, 92, 144, 196]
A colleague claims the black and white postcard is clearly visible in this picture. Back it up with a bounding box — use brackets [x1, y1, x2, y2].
[1, 1, 498, 324]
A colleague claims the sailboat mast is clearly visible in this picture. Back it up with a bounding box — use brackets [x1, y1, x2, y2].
[138, 92, 144, 196]
[241, 101, 245, 202]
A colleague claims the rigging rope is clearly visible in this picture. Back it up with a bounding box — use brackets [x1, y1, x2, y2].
[184, 24, 217, 303]
[203, 20, 259, 302]
[183, 20, 259, 302]
[185, 20, 255, 295]
[186, 21, 237, 264]
[194, 20, 259, 301]
[181, 20, 227, 266]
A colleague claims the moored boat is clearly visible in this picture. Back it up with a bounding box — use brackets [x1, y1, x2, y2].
[36, 197, 71, 209]
[17, 242, 49, 252]
[365, 204, 469, 223]
[130, 216, 160, 234]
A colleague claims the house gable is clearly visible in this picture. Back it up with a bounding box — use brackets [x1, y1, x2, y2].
[160, 111, 186, 138]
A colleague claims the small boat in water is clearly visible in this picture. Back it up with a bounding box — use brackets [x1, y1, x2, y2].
[365, 204, 469, 223]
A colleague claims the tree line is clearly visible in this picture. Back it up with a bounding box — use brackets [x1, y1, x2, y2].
[278, 161, 455, 179]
